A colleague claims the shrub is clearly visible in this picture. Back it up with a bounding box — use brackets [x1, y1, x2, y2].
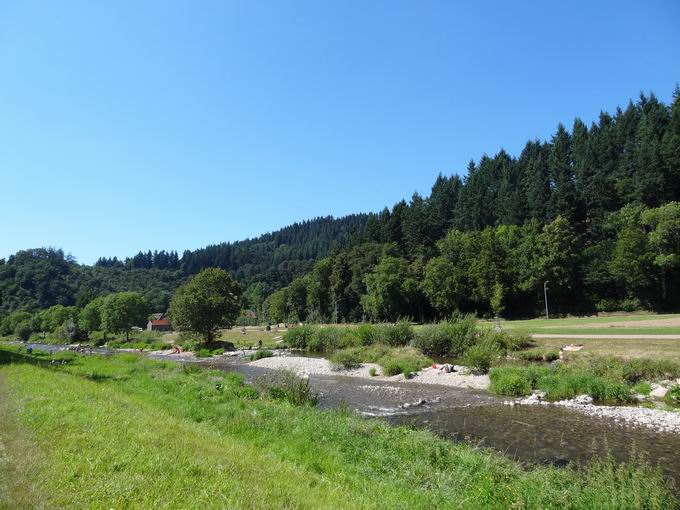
[368, 367, 377, 377]
[307, 327, 342, 352]
[355, 323, 378, 346]
[249, 350, 274, 361]
[195, 348, 213, 358]
[413, 316, 479, 357]
[446, 314, 480, 356]
[413, 322, 454, 357]
[15, 320, 33, 342]
[284, 325, 314, 349]
[575, 356, 680, 385]
[375, 321, 414, 347]
[235, 314, 259, 327]
[622, 358, 680, 384]
[538, 370, 632, 403]
[378, 348, 431, 377]
[489, 367, 532, 396]
[517, 348, 559, 362]
[491, 331, 532, 351]
[329, 348, 363, 369]
[665, 387, 680, 407]
[254, 371, 318, 406]
[461, 342, 501, 373]
[595, 297, 642, 313]
[381, 358, 411, 377]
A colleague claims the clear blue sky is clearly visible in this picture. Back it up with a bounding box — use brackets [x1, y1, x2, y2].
[1, 1, 679, 264]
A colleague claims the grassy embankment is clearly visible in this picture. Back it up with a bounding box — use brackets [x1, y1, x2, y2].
[0, 344, 675, 509]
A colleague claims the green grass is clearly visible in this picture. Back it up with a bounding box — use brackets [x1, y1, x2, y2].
[530, 327, 680, 336]
[248, 349, 274, 361]
[489, 355, 680, 403]
[0, 345, 674, 509]
[489, 313, 680, 337]
[329, 345, 432, 377]
[633, 382, 653, 396]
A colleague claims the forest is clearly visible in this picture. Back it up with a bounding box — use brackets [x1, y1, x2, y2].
[1, 88, 679, 323]
[0, 215, 367, 315]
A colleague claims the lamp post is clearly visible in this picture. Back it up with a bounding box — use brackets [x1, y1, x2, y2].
[543, 281, 549, 320]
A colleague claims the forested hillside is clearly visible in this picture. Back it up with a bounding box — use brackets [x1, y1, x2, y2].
[2, 89, 679, 322]
[261, 89, 680, 322]
[0, 215, 367, 315]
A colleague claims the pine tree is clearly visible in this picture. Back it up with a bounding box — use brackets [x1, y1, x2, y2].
[547, 124, 577, 222]
[519, 141, 550, 224]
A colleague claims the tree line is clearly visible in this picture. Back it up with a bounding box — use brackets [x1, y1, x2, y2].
[1, 88, 679, 322]
[0, 215, 366, 316]
[259, 89, 680, 322]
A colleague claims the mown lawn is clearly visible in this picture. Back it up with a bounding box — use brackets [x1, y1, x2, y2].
[493, 314, 680, 335]
[0, 346, 675, 509]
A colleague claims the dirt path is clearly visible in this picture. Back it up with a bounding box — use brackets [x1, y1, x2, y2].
[532, 333, 680, 339]
[0, 373, 45, 509]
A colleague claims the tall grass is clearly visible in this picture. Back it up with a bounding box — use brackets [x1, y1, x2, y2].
[489, 363, 637, 404]
[413, 315, 479, 357]
[284, 322, 414, 351]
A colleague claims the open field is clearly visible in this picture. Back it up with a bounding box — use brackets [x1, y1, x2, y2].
[0, 345, 675, 509]
[493, 314, 680, 336]
[530, 336, 680, 362]
[219, 326, 288, 347]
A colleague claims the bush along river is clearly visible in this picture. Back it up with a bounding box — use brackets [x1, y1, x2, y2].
[24, 343, 680, 491]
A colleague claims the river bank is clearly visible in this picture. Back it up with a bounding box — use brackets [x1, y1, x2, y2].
[21, 342, 680, 436]
[6, 342, 680, 497]
[1, 344, 676, 509]
[247, 354, 491, 390]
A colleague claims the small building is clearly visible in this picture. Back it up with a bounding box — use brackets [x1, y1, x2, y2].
[147, 312, 173, 332]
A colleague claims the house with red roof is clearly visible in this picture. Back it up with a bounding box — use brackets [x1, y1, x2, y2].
[147, 312, 173, 332]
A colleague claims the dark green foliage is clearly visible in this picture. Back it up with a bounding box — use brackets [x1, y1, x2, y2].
[517, 348, 559, 362]
[283, 325, 315, 349]
[379, 350, 432, 377]
[413, 315, 479, 357]
[14, 320, 32, 342]
[169, 268, 241, 344]
[461, 342, 501, 373]
[538, 371, 632, 403]
[374, 321, 415, 347]
[355, 322, 379, 346]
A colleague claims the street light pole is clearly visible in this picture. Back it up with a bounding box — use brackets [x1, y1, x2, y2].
[544, 281, 549, 320]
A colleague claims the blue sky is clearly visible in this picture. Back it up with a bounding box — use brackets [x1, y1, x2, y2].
[1, 1, 679, 264]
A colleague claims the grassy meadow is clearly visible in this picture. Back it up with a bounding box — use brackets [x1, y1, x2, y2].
[0, 344, 676, 509]
[492, 313, 680, 336]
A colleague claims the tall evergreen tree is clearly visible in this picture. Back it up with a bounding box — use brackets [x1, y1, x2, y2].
[547, 124, 577, 222]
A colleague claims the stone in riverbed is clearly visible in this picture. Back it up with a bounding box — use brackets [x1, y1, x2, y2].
[650, 385, 668, 398]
